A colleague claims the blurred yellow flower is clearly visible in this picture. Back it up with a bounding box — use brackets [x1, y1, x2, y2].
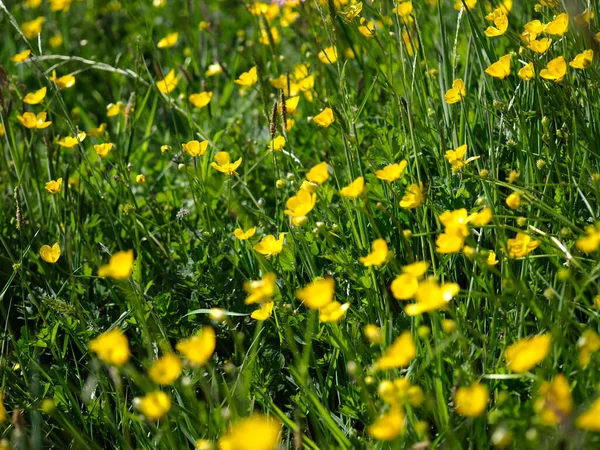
[376, 160, 407, 182]
[505, 192, 521, 209]
[45, 178, 63, 194]
[98, 249, 135, 279]
[285, 188, 316, 220]
[395, 1, 413, 17]
[218, 414, 281, 450]
[88, 123, 107, 137]
[518, 62, 535, 80]
[444, 79, 466, 104]
[453, 0, 476, 11]
[375, 331, 416, 369]
[340, 2, 362, 22]
[400, 182, 424, 209]
[312, 107, 334, 127]
[577, 329, 600, 367]
[11, 49, 31, 63]
[569, 49, 594, 69]
[49, 33, 63, 48]
[88, 329, 130, 366]
[535, 374, 572, 426]
[182, 139, 209, 157]
[40, 243, 61, 263]
[468, 207, 492, 226]
[148, 354, 182, 385]
[49, 71, 75, 89]
[22, 17, 45, 39]
[576, 398, 600, 431]
[211, 152, 242, 175]
[251, 301, 274, 321]
[138, 391, 171, 420]
[390, 261, 429, 300]
[507, 232, 540, 258]
[540, 56, 567, 82]
[319, 301, 349, 323]
[306, 162, 329, 184]
[189, 92, 213, 109]
[176, 326, 216, 366]
[368, 408, 404, 440]
[58, 132, 86, 148]
[244, 273, 276, 305]
[254, 233, 285, 257]
[485, 54, 511, 79]
[405, 280, 459, 316]
[234, 226, 257, 241]
[49, 0, 73, 12]
[318, 46, 338, 64]
[136, 174, 146, 184]
[296, 278, 335, 309]
[487, 250, 499, 266]
[157, 32, 179, 48]
[157, 69, 179, 94]
[455, 383, 489, 417]
[94, 143, 113, 158]
[235, 67, 258, 86]
[206, 63, 223, 77]
[106, 101, 124, 117]
[17, 111, 51, 129]
[574, 9, 592, 25]
[360, 239, 389, 267]
[269, 135, 286, 151]
[505, 334, 551, 372]
[340, 176, 364, 198]
[364, 324, 383, 344]
[528, 38, 552, 54]
[23, 86, 47, 105]
[485, 14, 508, 37]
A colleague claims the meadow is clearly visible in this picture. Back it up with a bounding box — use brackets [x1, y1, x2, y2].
[1, 0, 600, 448]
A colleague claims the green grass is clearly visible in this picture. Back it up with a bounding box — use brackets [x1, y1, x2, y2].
[2, 0, 600, 448]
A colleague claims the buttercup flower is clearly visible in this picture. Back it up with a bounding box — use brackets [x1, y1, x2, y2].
[138, 391, 171, 420]
[319, 301, 349, 323]
[284, 188, 316, 221]
[94, 143, 113, 158]
[211, 152, 242, 175]
[540, 56, 567, 82]
[375, 331, 416, 369]
[182, 140, 209, 157]
[444, 79, 466, 104]
[40, 243, 61, 263]
[157, 32, 179, 49]
[400, 182, 425, 209]
[368, 408, 405, 440]
[49, 71, 75, 89]
[11, 49, 31, 63]
[485, 14, 508, 37]
[22, 17, 45, 39]
[88, 329, 130, 366]
[296, 278, 335, 309]
[189, 92, 213, 108]
[157, 69, 179, 94]
[98, 250, 135, 279]
[507, 232, 540, 258]
[486, 54, 511, 79]
[254, 233, 285, 257]
[404, 279, 460, 315]
[45, 178, 63, 194]
[244, 273, 276, 305]
[23, 87, 47, 105]
[235, 67, 258, 86]
[107, 102, 124, 117]
[375, 161, 407, 182]
[577, 329, 600, 367]
[318, 46, 338, 64]
[455, 383, 489, 417]
[518, 63, 535, 80]
[269, 136, 286, 151]
[505, 334, 551, 372]
[576, 398, 600, 431]
[390, 261, 429, 300]
[17, 112, 52, 129]
[359, 239, 389, 267]
[148, 354, 182, 385]
[340, 176, 364, 198]
[176, 326, 216, 366]
[234, 227, 257, 240]
[544, 13, 569, 36]
[534, 374, 572, 426]
[569, 49, 593, 69]
[251, 301, 274, 321]
[528, 38, 552, 54]
[506, 192, 521, 209]
[218, 414, 281, 450]
[306, 162, 329, 184]
[57, 132, 86, 148]
[312, 107, 334, 127]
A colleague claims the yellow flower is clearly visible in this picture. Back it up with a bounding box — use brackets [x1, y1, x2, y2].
[364, 324, 383, 344]
[312, 107, 335, 127]
[534, 374, 572, 426]
[487, 250, 499, 266]
[88, 329, 130, 366]
[57, 132, 86, 148]
[94, 143, 113, 158]
[40, 243, 61, 263]
[189, 91, 213, 108]
[544, 13, 569, 36]
[444, 79, 466, 104]
[268, 135, 286, 151]
[205, 63, 223, 77]
[569, 49, 594, 69]
[284, 188, 316, 220]
[259, 26, 281, 46]
[358, 18, 376, 38]
[505, 192, 521, 209]
[157, 32, 179, 49]
[45, 178, 63, 194]
[574, 9, 592, 26]
[24, 0, 43, 7]
[280, 96, 300, 115]
[400, 182, 425, 209]
[402, 31, 418, 56]
[507, 232, 540, 258]
[11, 49, 31, 63]
[49, 33, 63, 48]
[442, 319, 457, 333]
[22, 17, 45, 39]
[182, 139, 209, 157]
[49, 71, 75, 89]
[405, 280, 459, 316]
[148, 354, 182, 385]
[455, 383, 489, 417]
[17, 111, 52, 129]
[390, 261, 429, 300]
[395, 1, 413, 17]
[518, 62, 535, 81]
[505, 334, 551, 372]
[576, 224, 600, 253]
[485, 14, 508, 37]
[0, 394, 5, 423]
[318, 46, 338, 64]
[176, 326, 216, 366]
[540, 56, 567, 82]
[136, 174, 146, 184]
[445, 144, 479, 171]
[576, 398, 600, 431]
[296, 278, 335, 309]
[468, 207, 492, 226]
[211, 152, 242, 175]
[360, 239, 389, 267]
[376, 161, 407, 182]
[577, 329, 600, 367]
[23, 86, 47, 105]
[0, 123, 4, 137]
[251, 301, 274, 321]
[339, 176, 364, 198]
[218, 414, 281, 450]
[244, 273, 276, 305]
[368, 408, 405, 440]
[319, 301, 349, 323]
[157, 69, 179, 94]
[528, 38, 552, 54]
[306, 162, 329, 184]
[234, 226, 257, 241]
[339, 2, 362, 22]
[98, 249, 135, 279]
[485, 54, 511, 79]
[253, 233, 285, 257]
[375, 331, 416, 370]
[49, 0, 73, 11]
[235, 67, 258, 86]
[106, 101, 124, 117]
[453, 0, 476, 10]
[138, 391, 171, 420]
